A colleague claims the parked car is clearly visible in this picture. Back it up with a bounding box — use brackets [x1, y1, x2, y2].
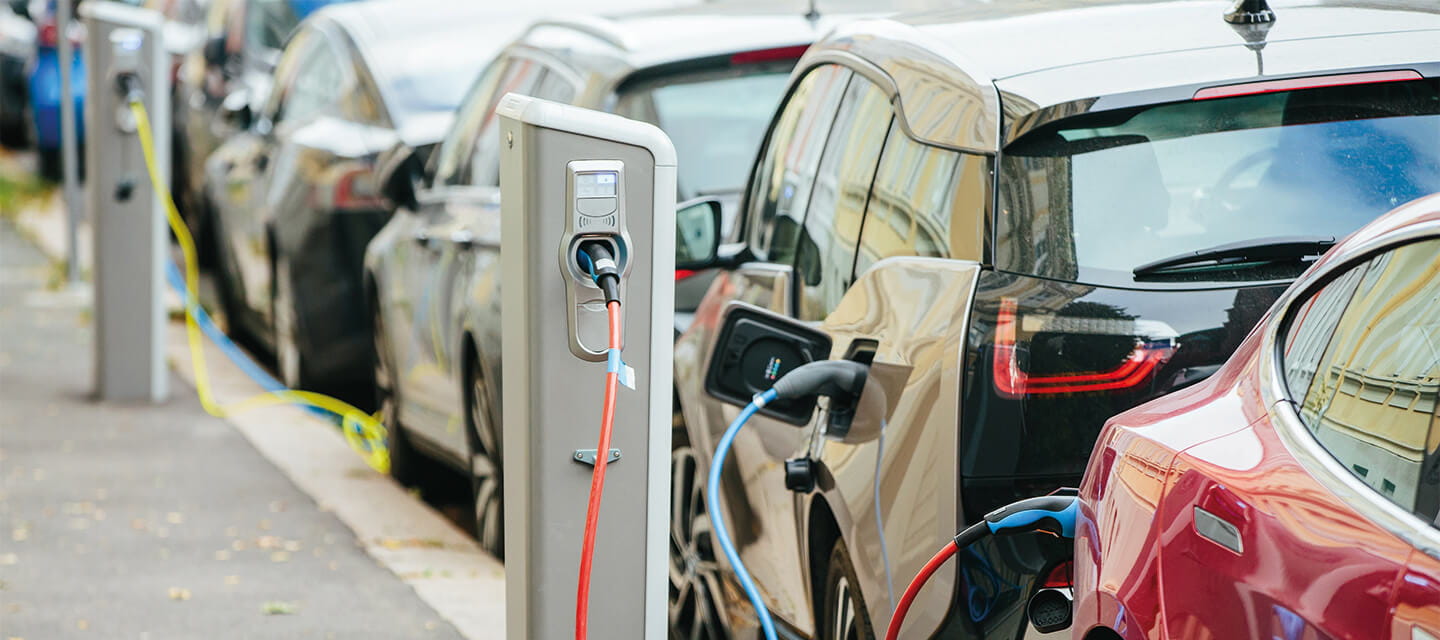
[203, 1, 514, 400]
[362, 0, 870, 614]
[1073, 192, 1440, 640]
[25, 0, 86, 179]
[0, 0, 35, 148]
[669, 1, 1440, 638]
[173, 0, 358, 264]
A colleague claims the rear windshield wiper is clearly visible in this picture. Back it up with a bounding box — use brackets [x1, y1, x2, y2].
[1133, 236, 1337, 277]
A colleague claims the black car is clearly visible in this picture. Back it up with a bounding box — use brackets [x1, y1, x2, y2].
[203, 1, 517, 398]
[0, 0, 34, 148]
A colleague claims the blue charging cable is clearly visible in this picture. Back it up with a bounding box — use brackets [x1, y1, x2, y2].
[707, 388, 781, 640]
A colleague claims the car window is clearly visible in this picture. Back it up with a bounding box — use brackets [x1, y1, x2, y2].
[259, 27, 313, 123]
[613, 65, 791, 202]
[273, 33, 343, 126]
[854, 120, 990, 275]
[746, 64, 850, 263]
[999, 78, 1440, 286]
[794, 75, 891, 322]
[431, 58, 505, 189]
[465, 61, 571, 187]
[1283, 237, 1440, 523]
[246, 0, 299, 52]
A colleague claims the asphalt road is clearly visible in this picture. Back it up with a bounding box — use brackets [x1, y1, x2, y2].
[0, 220, 465, 638]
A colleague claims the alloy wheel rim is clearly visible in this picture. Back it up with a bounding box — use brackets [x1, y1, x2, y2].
[470, 370, 504, 558]
[372, 309, 398, 446]
[274, 265, 301, 388]
[668, 446, 728, 640]
[829, 574, 858, 640]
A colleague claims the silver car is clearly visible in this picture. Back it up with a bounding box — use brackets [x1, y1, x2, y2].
[362, 4, 870, 634]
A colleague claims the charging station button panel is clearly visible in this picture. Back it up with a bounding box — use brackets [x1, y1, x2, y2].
[575, 171, 619, 228]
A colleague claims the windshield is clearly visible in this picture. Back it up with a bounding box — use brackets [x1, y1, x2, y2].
[616, 66, 792, 201]
[998, 78, 1440, 285]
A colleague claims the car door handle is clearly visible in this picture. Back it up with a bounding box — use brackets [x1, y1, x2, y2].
[413, 230, 433, 248]
[255, 154, 268, 171]
[449, 230, 476, 250]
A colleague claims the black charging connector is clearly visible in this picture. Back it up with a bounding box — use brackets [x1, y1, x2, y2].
[577, 240, 621, 306]
[117, 73, 143, 104]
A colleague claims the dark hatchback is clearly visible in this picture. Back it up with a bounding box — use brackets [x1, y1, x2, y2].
[203, 1, 519, 398]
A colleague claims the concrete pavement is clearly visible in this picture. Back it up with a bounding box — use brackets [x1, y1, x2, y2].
[0, 219, 478, 638]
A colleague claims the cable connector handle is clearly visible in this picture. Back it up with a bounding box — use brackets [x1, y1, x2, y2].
[980, 495, 1079, 540]
[771, 360, 868, 401]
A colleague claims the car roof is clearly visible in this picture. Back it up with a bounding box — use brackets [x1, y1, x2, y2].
[509, 0, 888, 85]
[807, 0, 1440, 151]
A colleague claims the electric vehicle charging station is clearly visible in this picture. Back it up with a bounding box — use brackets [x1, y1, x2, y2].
[83, 2, 168, 403]
[497, 93, 675, 639]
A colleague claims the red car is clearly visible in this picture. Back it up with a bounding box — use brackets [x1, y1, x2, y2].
[1073, 193, 1440, 640]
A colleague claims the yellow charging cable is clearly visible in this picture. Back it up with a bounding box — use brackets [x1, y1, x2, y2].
[129, 98, 390, 474]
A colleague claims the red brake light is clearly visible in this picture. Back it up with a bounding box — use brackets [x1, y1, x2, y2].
[311, 166, 384, 212]
[730, 45, 809, 65]
[674, 268, 698, 281]
[1193, 69, 1423, 100]
[1041, 560, 1073, 589]
[992, 298, 1171, 398]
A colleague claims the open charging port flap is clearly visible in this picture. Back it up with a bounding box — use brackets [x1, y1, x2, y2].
[703, 302, 832, 425]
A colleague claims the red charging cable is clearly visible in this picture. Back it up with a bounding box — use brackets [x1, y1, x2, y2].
[885, 541, 959, 640]
[575, 300, 623, 640]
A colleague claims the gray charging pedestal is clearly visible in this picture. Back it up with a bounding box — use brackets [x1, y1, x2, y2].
[498, 94, 676, 639]
[82, 3, 168, 403]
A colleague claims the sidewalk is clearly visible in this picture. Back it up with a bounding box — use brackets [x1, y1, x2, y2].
[0, 220, 477, 638]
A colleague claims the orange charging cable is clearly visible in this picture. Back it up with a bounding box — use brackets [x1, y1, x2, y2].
[575, 299, 623, 639]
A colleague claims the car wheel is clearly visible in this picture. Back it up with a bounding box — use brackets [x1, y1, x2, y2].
[669, 436, 729, 640]
[818, 539, 876, 640]
[465, 352, 504, 559]
[272, 256, 308, 390]
[372, 298, 416, 485]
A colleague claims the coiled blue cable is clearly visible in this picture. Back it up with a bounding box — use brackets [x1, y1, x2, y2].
[707, 387, 780, 640]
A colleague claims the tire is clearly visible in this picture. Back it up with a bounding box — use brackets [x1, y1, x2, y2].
[668, 431, 730, 640]
[465, 350, 504, 559]
[818, 539, 876, 640]
[372, 298, 418, 485]
[272, 255, 311, 390]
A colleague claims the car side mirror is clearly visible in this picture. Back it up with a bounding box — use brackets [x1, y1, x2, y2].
[11, 0, 28, 19]
[675, 197, 722, 270]
[203, 34, 226, 67]
[376, 143, 422, 211]
[212, 89, 252, 136]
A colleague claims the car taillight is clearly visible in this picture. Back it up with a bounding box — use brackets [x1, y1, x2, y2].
[992, 298, 1172, 398]
[311, 167, 383, 212]
[1041, 560, 1073, 589]
[730, 45, 808, 65]
[675, 268, 698, 281]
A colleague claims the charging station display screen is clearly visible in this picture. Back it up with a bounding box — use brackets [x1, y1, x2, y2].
[576, 172, 618, 198]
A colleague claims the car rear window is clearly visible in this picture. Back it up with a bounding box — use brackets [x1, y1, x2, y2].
[615, 64, 793, 202]
[997, 77, 1440, 286]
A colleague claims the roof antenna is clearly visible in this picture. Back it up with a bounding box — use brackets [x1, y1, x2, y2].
[1225, 0, 1275, 76]
[1224, 0, 1275, 24]
[805, 0, 820, 25]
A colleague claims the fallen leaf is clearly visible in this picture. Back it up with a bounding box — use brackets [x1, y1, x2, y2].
[214, 550, 230, 561]
[261, 601, 297, 615]
[165, 512, 184, 525]
[223, 575, 239, 586]
[75, 619, 88, 630]
[269, 551, 289, 563]
[168, 587, 191, 601]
